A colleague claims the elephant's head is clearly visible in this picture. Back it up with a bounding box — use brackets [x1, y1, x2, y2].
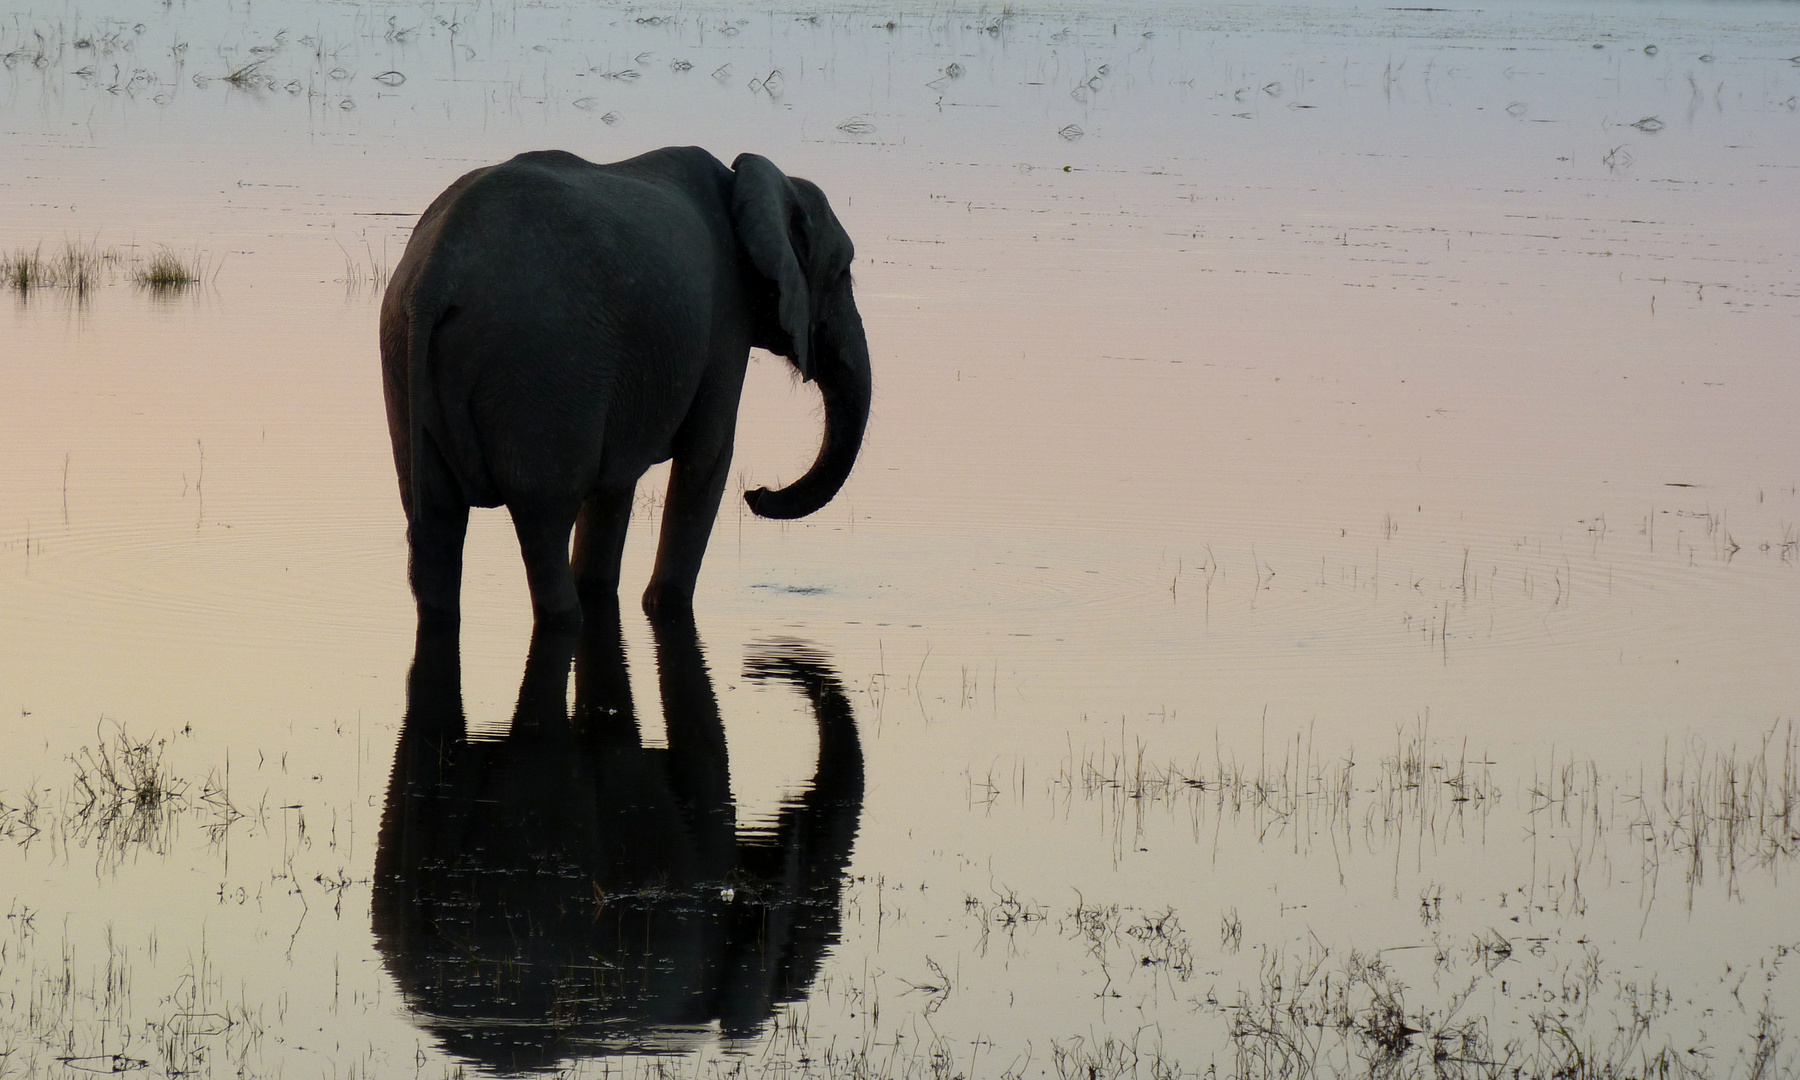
[730, 153, 872, 520]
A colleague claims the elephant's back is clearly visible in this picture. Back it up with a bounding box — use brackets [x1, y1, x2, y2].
[430, 150, 729, 324]
[414, 148, 745, 500]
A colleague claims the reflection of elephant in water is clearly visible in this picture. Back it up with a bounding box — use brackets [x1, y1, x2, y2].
[371, 612, 863, 1070]
[379, 146, 872, 629]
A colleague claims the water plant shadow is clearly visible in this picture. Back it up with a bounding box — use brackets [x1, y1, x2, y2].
[371, 606, 864, 1070]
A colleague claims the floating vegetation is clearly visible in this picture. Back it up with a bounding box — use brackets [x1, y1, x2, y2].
[837, 115, 876, 135]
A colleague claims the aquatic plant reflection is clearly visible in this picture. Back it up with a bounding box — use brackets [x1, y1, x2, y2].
[371, 608, 863, 1070]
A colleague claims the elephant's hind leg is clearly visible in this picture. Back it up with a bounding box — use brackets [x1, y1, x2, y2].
[409, 432, 470, 632]
[510, 497, 583, 630]
[571, 487, 635, 610]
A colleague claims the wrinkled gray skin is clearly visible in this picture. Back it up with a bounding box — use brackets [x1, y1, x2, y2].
[380, 146, 872, 629]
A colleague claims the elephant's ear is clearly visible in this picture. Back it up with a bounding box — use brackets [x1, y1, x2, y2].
[731, 152, 811, 380]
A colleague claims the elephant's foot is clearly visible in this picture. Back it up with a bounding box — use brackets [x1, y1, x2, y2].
[641, 580, 697, 617]
[576, 578, 621, 614]
[533, 599, 585, 634]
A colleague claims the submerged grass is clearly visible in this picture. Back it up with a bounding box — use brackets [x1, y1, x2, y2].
[1211, 942, 1787, 1080]
[1043, 717, 1799, 892]
[960, 889, 1795, 1080]
[2, 917, 265, 1080]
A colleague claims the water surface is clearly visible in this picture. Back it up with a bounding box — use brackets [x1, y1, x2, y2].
[2, 0, 1797, 1075]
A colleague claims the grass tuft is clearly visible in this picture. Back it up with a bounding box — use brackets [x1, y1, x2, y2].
[67, 724, 190, 859]
[133, 248, 200, 292]
[4, 240, 211, 297]
[2, 240, 109, 295]
[3, 246, 46, 290]
[337, 237, 390, 296]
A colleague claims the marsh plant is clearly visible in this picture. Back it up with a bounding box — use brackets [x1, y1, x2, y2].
[131, 247, 203, 293]
[67, 724, 189, 852]
[1047, 718, 1798, 892]
[1, 724, 249, 871]
[0, 718, 1792, 1080]
[2, 245, 44, 290]
[336, 236, 390, 295]
[4, 241, 208, 298]
[1209, 940, 1786, 1080]
[2, 240, 112, 296]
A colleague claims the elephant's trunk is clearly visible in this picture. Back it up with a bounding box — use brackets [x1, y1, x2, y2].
[744, 293, 871, 520]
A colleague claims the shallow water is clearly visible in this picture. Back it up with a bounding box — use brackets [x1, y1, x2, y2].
[2, 0, 1798, 1075]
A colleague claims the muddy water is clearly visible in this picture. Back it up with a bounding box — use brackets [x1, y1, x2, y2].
[3, 0, 1798, 1075]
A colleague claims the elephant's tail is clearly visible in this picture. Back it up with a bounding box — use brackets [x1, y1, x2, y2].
[403, 293, 502, 511]
[405, 295, 443, 522]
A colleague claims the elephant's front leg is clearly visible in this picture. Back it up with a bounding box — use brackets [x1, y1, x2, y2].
[643, 436, 735, 614]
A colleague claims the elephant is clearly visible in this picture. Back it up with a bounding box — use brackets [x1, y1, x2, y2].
[379, 146, 872, 629]
[371, 611, 864, 1070]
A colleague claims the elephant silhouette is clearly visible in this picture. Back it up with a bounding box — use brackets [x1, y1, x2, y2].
[380, 148, 872, 627]
[371, 609, 863, 1070]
